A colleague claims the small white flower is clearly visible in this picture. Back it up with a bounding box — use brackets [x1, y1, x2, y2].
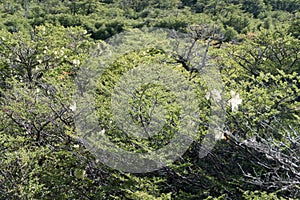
[69, 102, 77, 112]
[100, 128, 106, 135]
[205, 91, 210, 100]
[72, 59, 80, 66]
[215, 130, 225, 140]
[228, 90, 242, 112]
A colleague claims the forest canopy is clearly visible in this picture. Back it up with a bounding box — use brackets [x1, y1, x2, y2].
[0, 0, 299, 199]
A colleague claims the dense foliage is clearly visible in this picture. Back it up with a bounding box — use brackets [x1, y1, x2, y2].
[0, 0, 299, 199]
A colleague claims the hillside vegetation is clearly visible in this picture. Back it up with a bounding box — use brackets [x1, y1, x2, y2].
[0, 0, 299, 199]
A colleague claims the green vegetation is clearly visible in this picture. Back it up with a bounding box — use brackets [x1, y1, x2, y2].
[0, 0, 299, 199]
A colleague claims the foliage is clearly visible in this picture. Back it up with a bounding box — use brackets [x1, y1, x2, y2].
[0, 0, 299, 199]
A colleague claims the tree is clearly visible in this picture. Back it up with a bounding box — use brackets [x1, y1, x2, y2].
[0, 24, 106, 199]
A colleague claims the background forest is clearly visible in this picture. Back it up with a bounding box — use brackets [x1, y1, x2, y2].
[0, 0, 299, 199]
